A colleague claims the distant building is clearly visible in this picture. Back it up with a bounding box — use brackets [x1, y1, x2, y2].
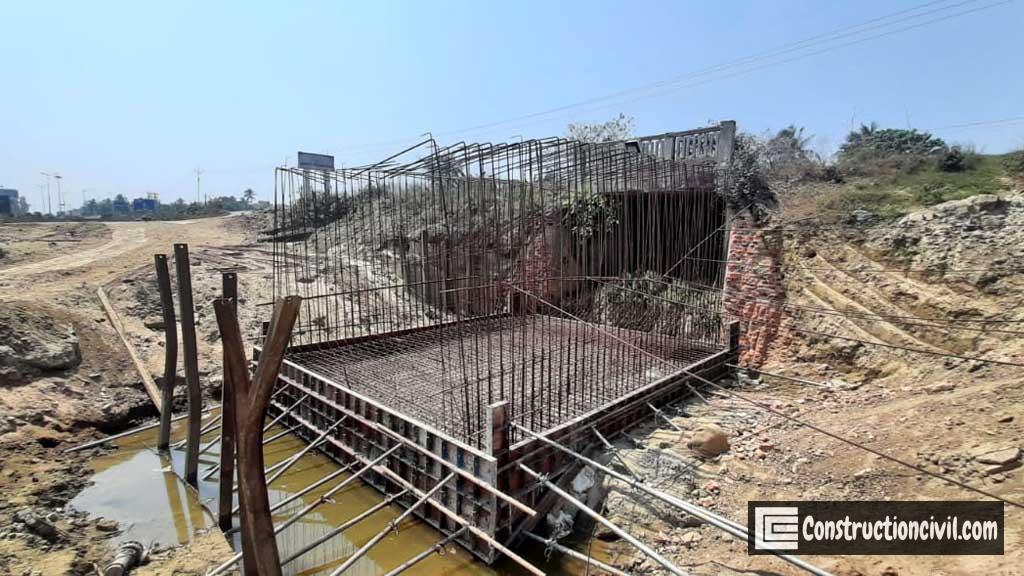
[112, 196, 131, 214]
[132, 197, 158, 212]
[0, 188, 19, 215]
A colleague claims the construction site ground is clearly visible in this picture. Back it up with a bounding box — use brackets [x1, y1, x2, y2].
[0, 191, 1022, 575]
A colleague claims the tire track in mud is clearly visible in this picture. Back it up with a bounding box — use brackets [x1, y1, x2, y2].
[0, 225, 147, 279]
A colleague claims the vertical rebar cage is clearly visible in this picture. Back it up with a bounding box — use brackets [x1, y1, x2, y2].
[266, 124, 734, 451]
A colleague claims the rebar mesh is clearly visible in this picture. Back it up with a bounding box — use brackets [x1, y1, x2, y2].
[269, 132, 730, 448]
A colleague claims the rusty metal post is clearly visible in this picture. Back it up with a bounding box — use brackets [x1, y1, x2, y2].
[218, 272, 237, 530]
[154, 254, 178, 450]
[215, 296, 301, 576]
[173, 243, 202, 486]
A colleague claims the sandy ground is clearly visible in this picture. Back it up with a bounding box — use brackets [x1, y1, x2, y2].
[0, 216, 252, 575]
[1, 193, 1022, 575]
[596, 194, 1024, 575]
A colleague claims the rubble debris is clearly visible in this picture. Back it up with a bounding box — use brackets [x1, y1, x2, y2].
[0, 304, 81, 385]
[972, 447, 1021, 467]
[13, 508, 60, 542]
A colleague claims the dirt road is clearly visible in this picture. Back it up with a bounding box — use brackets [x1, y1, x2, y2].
[0, 217, 244, 297]
[0, 216, 251, 576]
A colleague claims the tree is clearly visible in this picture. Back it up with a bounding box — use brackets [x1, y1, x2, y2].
[767, 125, 814, 166]
[243, 188, 256, 205]
[838, 124, 946, 159]
[16, 196, 30, 215]
[566, 113, 636, 143]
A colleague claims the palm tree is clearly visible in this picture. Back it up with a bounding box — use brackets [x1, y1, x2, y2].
[243, 188, 256, 205]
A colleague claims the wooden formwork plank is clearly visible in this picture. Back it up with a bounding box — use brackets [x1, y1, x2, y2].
[96, 287, 163, 412]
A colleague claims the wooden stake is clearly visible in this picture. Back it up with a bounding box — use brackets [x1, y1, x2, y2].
[173, 243, 202, 486]
[218, 271, 238, 531]
[215, 295, 301, 576]
[154, 254, 177, 450]
[210, 445, 401, 572]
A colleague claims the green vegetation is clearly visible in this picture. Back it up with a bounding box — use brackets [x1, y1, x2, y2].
[805, 125, 1015, 220]
[561, 189, 619, 237]
[1004, 149, 1024, 178]
[838, 124, 946, 163]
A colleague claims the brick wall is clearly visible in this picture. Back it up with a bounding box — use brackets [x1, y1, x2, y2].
[723, 212, 795, 366]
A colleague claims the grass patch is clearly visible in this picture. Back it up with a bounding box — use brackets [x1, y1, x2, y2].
[815, 154, 1010, 220]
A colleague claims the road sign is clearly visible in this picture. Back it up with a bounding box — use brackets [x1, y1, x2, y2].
[297, 152, 335, 171]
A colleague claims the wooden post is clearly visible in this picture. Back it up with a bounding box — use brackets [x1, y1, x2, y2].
[218, 272, 237, 531]
[486, 401, 509, 458]
[174, 243, 202, 486]
[215, 296, 301, 576]
[154, 254, 178, 450]
[728, 319, 740, 353]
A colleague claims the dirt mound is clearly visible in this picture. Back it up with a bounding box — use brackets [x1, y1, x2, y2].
[0, 303, 81, 386]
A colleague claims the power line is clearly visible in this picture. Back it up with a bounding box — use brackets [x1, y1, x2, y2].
[587, 278, 1024, 366]
[684, 253, 1024, 274]
[796, 327, 1024, 367]
[510, 284, 1024, 509]
[443, 0, 1012, 142]
[325, 0, 1008, 155]
[431, 0, 986, 140]
[930, 115, 1024, 131]
[597, 277, 1024, 333]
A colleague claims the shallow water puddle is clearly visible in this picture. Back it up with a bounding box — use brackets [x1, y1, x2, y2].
[71, 413, 617, 575]
[69, 420, 214, 548]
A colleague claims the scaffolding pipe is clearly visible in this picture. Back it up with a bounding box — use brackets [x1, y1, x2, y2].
[223, 461, 353, 537]
[171, 414, 222, 449]
[176, 386, 298, 452]
[281, 490, 408, 567]
[520, 464, 686, 576]
[266, 418, 345, 484]
[261, 392, 309, 433]
[591, 426, 643, 483]
[270, 407, 546, 576]
[382, 527, 468, 576]
[646, 403, 682, 432]
[231, 417, 347, 509]
[208, 445, 402, 576]
[276, 374, 536, 518]
[328, 473, 455, 576]
[202, 421, 303, 481]
[522, 532, 630, 576]
[513, 424, 832, 576]
[63, 406, 219, 453]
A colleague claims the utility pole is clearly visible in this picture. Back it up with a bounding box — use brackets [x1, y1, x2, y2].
[54, 173, 64, 215]
[40, 172, 52, 215]
[195, 167, 203, 205]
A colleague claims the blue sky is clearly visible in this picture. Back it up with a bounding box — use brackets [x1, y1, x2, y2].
[2, 0, 1022, 210]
